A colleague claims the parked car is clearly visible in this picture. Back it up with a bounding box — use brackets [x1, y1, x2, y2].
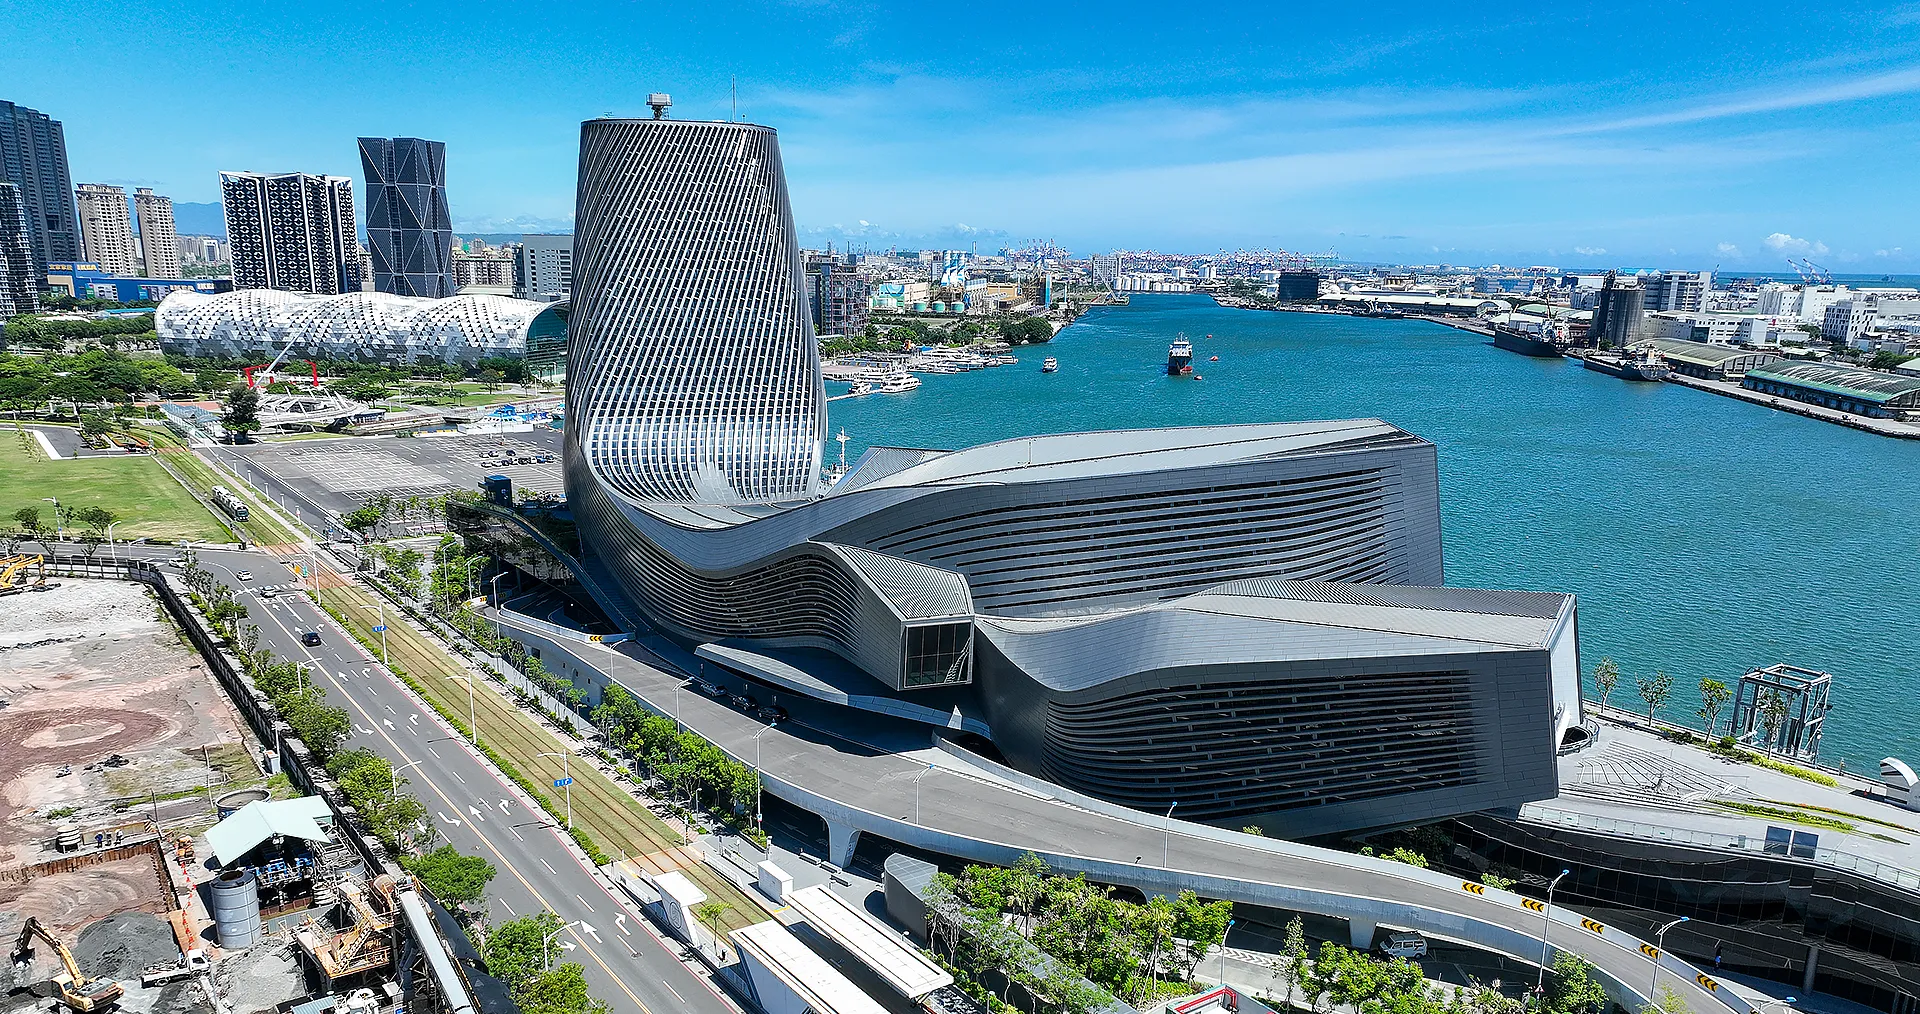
[1377, 932, 1428, 959]
[758, 704, 788, 722]
[693, 679, 724, 697]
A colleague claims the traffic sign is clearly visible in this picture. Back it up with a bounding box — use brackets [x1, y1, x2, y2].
[372, 625, 388, 632]
[554, 777, 573, 788]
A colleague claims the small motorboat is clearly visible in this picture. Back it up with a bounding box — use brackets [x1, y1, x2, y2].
[1209, 355, 1218, 362]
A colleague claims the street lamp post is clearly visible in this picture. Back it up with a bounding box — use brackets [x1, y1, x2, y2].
[1651, 917, 1690, 1003]
[538, 751, 572, 829]
[392, 758, 425, 802]
[1537, 869, 1572, 998]
[105, 520, 121, 565]
[912, 763, 934, 825]
[752, 721, 776, 833]
[447, 675, 478, 749]
[1220, 918, 1236, 983]
[41, 497, 62, 541]
[489, 573, 504, 638]
[541, 917, 583, 969]
[1164, 800, 1179, 867]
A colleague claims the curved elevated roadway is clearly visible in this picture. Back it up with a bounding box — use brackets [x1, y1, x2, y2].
[499, 608, 1751, 1014]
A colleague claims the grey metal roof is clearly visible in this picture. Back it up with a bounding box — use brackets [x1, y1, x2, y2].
[1637, 338, 1780, 368]
[833, 446, 951, 494]
[978, 580, 1573, 692]
[823, 543, 972, 619]
[1745, 360, 1920, 403]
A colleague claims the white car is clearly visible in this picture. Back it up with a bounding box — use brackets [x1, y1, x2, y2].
[1378, 932, 1428, 959]
[259, 587, 278, 599]
[236, 570, 253, 581]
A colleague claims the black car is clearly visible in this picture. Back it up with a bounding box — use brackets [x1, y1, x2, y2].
[758, 704, 788, 723]
[300, 631, 322, 646]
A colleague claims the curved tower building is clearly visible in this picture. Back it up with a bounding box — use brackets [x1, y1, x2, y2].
[567, 115, 825, 506]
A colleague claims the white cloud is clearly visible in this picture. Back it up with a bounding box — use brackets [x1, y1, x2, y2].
[1574, 246, 1606, 255]
[1876, 247, 1904, 257]
[1717, 242, 1743, 257]
[1764, 232, 1830, 256]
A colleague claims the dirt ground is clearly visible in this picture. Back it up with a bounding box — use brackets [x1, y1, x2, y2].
[0, 857, 170, 942]
[0, 580, 257, 867]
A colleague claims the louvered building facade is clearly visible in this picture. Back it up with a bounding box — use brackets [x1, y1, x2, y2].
[565, 114, 1579, 837]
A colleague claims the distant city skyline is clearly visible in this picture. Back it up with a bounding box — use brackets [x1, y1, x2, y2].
[6, 0, 1920, 268]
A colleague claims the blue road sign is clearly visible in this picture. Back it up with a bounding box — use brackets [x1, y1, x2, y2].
[554, 777, 573, 788]
[372, 625, 388, 632]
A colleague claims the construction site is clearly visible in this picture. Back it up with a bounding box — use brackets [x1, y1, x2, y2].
[0, 577, 452, 1014]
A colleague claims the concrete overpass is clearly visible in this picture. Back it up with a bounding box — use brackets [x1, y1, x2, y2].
[496, 607, 1753, 1014]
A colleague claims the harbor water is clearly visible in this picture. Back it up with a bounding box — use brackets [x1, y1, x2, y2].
[827, 293, 1918, 770]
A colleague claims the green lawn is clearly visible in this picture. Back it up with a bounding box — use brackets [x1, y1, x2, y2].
[1, 427, 230, 543]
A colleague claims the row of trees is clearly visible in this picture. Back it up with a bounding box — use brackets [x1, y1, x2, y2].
[3, 312, 156, 351]
[926, 853, 1230, 1009]
[479, 912, 611, 1014]
[1591, 657, 1793, 746]
[589, 682, 765, 840]
[0, 348, 195, 406]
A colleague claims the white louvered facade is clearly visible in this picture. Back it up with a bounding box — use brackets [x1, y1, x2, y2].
[567, 117, 826, 506]
[155, 288, 565, 366]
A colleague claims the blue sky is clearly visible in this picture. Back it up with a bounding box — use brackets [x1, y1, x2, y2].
[8, 0, 1920, 269]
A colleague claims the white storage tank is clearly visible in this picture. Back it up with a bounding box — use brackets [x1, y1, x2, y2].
[210, 869, 262, 947]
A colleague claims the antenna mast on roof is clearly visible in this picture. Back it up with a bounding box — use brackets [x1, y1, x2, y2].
[647, 93, 672, 119]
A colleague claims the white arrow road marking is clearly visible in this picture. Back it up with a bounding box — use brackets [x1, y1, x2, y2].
[467, 805, 486, 823]
[360, 669, 369, 678]
[438, 812, 462, 826]
[559, 941, 576, 952]
[539, 858, 557, 875]
[382, 719, 395, 730]
[576, 894, 595, 914]
[579, 922, 600, 942]
[409, 714, 419, 725]
[615, 914, 629, 936]
[354, 725, 376, 736]
[498, 800, 511, 814]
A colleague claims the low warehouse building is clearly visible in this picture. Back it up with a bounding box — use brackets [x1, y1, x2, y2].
[1742, 361, 1920, 420]
[1635, 338, 1782, 381]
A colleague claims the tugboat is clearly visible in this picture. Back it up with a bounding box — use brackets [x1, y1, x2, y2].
[1041, 357, 1058, 373]
[1167, 334, 1195, 376]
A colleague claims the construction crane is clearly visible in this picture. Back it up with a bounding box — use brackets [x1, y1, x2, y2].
[241, 346, 319, 390]
[11, 917, 126, 1012]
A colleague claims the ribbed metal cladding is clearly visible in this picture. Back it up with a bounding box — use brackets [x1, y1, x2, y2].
[1042, 670, 1480, 820]
[567, 117, 826, 505]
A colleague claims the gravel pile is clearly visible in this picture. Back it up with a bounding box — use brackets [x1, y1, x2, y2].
[69, 912, 179, 982]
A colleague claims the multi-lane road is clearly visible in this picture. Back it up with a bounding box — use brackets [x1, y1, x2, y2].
[97, 543, 733, 1014]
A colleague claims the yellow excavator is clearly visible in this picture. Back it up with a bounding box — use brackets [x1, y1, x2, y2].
[10, 917, 124, 1012]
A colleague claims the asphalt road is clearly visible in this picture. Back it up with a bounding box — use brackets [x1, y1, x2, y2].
[86, 544, 734, 1014]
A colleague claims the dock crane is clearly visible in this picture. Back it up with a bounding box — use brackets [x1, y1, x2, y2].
[11, 917, 125, 1012]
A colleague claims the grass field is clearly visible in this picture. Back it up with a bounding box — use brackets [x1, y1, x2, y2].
[1, 425, 231, 543]
[138, 428, 302, 547]
[309, 579, 763, 931]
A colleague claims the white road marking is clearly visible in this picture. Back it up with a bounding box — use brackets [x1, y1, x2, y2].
[662, 980, 685, 1004]
[615, 914, 629, 936]
[576, 894, 595, 914]
[467, 805, 486, 823]
[438, 812, 462, 826]
[539, 858, 558, 875]
[499, 898, 516, 916]
[408, 725, 417, 736]
[427, 746, 441, 759]
[498, 799, 511, 814]
[507, 825, 524, 841]
[383, 719, 396, 730]
[409, 714, 419, 726]
[354, 725, 376, 736]
[450, 770, 465, 785]
[579, 921, 600, 942]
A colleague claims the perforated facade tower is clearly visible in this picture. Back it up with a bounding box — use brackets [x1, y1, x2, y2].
[358, 137, 454, 298]
[220, 171, 360, 294]
[567, 116, 825, 505]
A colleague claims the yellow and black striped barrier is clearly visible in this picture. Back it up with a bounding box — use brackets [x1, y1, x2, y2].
[1696, 975, 1720, 993]
[1461, 881, 1485, 895]
[1521, 898, 1546, 913]
[1639, 943, 1661, 959]
[1580, 918, 1606, 934]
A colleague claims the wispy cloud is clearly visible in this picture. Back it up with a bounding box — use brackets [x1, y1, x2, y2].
[1764, 232, 1830, 257]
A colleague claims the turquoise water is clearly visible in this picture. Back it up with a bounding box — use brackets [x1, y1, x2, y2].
[826, 294, 1918, 770]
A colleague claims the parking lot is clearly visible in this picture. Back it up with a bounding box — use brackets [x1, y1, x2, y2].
[214, 429, 566, 523]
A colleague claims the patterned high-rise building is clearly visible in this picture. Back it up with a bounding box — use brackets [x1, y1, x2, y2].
[0, 100, 78, 287]
[0, 182, 37, 316]
[568, 114, 825, 504]
[219, 171, 359, 294]
[357, 137, 453, 297]
[74, 183, 139, 276]
[133, 188, 180, 278]
[514, 233, 571, 301]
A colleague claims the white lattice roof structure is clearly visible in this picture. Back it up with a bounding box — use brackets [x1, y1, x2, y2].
[156, 288, 567, 366]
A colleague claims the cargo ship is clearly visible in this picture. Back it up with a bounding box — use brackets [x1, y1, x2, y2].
[1582, 347, 1671, 382]
[1491, 326, 1566, 359]
[1167, 335, 1194, 376]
